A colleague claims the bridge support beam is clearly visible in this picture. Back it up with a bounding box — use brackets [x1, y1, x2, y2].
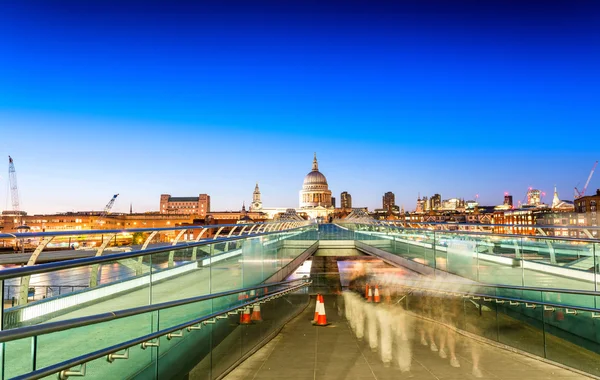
[136, 231, 158, 275]
[18, 236, 55, 306]
[167, 230, 188, 268]
[89, 233, 118, 288]
[191, 229, 208, 262]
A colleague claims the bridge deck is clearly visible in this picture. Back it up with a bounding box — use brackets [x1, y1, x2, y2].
[225, 295, 589, 380]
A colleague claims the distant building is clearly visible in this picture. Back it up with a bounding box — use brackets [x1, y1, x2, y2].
[504, 194, 513, 208]
[551, 186, 574, 211]
[250, 183, 263, 211]
[537, 212, 592, 238]
[341, 191, 352, 209]
[441, 198, 464, 211]
[382, 192, 396, 212]
[465, 200, 479, 210]
[527, 189, 542, 206]
[415, 196, 425, 213]
[0, 211, 202, 236]
[160, 194, 210, 217]
[430, 194, 442, 210]
[503, 206, 552, 235]
[331, 197, 336, 208]
[574, 189, 600, 214]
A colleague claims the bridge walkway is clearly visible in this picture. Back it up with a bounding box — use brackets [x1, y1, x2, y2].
[225, 294, 587, 380]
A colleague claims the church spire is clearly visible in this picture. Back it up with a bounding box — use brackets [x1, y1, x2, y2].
[552, 185, 560, 208]
[312, 152, 319, 171]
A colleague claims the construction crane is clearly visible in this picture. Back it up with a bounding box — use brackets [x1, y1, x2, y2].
[574, 161, 598, 199]
[8, 156, 21, 224]
[96, 194, 119, 226]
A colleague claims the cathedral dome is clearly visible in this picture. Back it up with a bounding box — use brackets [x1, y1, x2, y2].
[303, 170, 328, 187]
[299, 154, 333, 210]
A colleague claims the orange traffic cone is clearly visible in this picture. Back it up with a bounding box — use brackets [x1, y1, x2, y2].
[240, 306, 253, 325]
[365, 284, 370, 299]
[314, 295, 329, 326]
[251, 304, 263, 322]
[366, 286, 373, 303]
[313, 294, 321, 323]
[383, 288, 392, 304]
[374, 285, 381, 303]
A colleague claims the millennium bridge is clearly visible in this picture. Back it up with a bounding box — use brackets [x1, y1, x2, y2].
[0, 220, 599, 379]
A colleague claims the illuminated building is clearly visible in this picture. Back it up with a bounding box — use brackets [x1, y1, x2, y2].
[551, 186, 574, 211]
[258, 154, 334, 221]
[526, 189, 542, 206]
[160, 194, 210, 217]
[430, 194, 442, 210]
[504, 194, 513, 208]
[299, 153, 333, 208]
[574, 189, 600, 214]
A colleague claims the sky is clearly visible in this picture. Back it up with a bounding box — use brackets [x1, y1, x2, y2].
[1, 0, 599, 214]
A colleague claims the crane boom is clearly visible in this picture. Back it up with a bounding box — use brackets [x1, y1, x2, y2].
[8, 156, 20, 212]
[581, 161, 598, 197]
[575, 161, 598, 199]
[96, 194, 119, 225]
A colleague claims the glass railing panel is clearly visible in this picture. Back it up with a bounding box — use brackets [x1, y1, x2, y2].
[149, 246, 208, 304]
[544, 308, 600, 377]
[53, 345, 156, 380]
[164, 322, 213, 380]
[520, 237, 596, 291]
[2, 337, 35, 379]
[435, 231, 476, 281]
[262, 237, 282, 279]
[33, 312, 157, 379]
[463, 296, 500, 343]
[210, 242, 243, 293]
[2, 255, 153, 330]
[595, 243, 600, 290]
[433, 232, 448, 272]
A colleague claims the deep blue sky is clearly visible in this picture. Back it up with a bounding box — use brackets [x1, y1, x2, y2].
[1, 0, 599, 214]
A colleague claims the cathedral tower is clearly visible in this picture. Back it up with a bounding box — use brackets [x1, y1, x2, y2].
[250, 182, 263, 211]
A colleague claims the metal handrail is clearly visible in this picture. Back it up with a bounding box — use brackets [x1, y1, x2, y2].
[0, 278, 307, 344]
[0, 221, 296, 239]
[12, 280, 311, 380]
[0, 224, 313, 281]
[348, 223, 600, 243]
[359, 221, 600, 231]
[394, 283, 600, 314]
[391, 279, 600, 297]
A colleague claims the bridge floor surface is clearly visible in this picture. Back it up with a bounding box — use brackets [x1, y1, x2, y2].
[224, 295, 589, 380]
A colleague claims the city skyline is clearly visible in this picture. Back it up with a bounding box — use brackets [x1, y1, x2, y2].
[2, 1, 599, 214]
[1, 148, 593, 215]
